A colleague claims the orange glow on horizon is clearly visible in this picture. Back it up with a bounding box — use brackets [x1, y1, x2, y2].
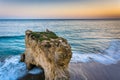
[0, 1, 120, 19]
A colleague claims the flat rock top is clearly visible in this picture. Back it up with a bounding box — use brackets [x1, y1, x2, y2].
[29, 31, 59, 42]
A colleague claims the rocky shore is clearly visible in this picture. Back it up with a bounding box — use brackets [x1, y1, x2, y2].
[19, 61, 120, 80]
[21, 30, 72, 80]
[19, 30, 120, 80]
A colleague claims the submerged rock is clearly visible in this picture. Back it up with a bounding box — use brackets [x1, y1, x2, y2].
[21, 30, 72, 80]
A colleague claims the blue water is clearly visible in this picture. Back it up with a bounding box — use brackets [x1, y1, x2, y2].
[0, 20, 120, 80]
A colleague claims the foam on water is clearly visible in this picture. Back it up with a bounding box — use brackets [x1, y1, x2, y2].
[0, 56, 27, 80]
[0, 56, 42, 80]
[28, 67, 42, 74]
[0, 20, 120, 80]
[0, 40, 120, 80]
[71, 40, 120, 65]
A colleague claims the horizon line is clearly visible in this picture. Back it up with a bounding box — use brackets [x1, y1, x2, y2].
[0, 18, 120, 21]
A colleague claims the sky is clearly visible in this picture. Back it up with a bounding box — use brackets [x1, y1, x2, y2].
[0, 0, 120, 19]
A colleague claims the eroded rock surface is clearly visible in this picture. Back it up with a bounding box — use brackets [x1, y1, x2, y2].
[21, 30, 72, 80]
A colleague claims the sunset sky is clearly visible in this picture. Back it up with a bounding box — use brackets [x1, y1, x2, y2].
[0, 0, 120, 19]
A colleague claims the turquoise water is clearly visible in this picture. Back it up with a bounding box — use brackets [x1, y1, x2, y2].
[0, 20, 120, 80]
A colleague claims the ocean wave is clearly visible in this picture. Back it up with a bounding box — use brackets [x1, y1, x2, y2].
[0, 56, 42, 80]
[0, 40, 120, 80]
[0, 35, 24, 39]
[0, 56, 27, 80]
[71, 40, 120, 64]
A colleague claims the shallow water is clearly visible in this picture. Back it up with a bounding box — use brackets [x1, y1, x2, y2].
[0, 20, 120, 80]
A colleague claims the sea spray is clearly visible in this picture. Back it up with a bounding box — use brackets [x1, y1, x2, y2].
[71, 40, 120, 65]
[0, 56, 27, 80]
[0, 40, 120, 80]
[0, 20, 120, 80]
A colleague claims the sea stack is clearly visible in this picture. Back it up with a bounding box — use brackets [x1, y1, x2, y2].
[21, 30, 72, 80]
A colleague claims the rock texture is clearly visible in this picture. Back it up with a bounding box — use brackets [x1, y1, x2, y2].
[21, 30, 72, 80]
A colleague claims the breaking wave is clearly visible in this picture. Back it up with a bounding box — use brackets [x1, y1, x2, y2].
[0, 56, 42, 80]
[0, 40, 120, 80]
[71, 40, 120, 64]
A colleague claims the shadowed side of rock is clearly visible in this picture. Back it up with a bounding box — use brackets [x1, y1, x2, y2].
[21, 30, 72, 80]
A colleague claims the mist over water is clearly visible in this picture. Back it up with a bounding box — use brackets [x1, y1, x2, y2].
[0, 20, 120, 80]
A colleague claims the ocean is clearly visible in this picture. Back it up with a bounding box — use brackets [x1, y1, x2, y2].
[0, 20, 120, 80]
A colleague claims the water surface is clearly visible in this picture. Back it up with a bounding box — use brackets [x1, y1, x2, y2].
[0, 20, 120, 80]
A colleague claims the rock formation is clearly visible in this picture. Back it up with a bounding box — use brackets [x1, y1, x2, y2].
[21, 30, 72, 80]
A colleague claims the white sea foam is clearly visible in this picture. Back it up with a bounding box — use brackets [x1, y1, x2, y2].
[28, 67, 42, 74]
[0, 56, 27, 80]
[0, 40, 120, 80]
[71, 40, 120, 65]
[0, 56, 42, 80]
